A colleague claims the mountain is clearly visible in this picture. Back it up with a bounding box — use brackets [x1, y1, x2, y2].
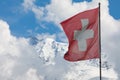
[29, 37, 118, 80]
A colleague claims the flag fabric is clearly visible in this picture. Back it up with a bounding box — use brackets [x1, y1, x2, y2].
[60, 8, 100, 61]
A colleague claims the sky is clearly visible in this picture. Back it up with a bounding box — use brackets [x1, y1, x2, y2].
[0, 0, 120, 39]
[0, 0, 120, 80]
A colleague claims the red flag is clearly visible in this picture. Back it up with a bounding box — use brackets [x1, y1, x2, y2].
[60, 8, 100, 61]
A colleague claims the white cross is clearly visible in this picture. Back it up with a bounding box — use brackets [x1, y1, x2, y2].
[74, 19, 94, 51]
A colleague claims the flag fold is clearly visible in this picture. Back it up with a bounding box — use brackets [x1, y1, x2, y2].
[60, 8, 100, 61]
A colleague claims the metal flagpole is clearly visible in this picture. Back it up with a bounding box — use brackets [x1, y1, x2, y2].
[98, 3, 102, 80]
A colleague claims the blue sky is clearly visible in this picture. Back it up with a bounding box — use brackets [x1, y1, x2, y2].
[1, 0, 120, 79]
[0, 0, 120, 39]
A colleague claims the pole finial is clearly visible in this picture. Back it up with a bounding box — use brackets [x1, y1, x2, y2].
[99, 2, 101, 7]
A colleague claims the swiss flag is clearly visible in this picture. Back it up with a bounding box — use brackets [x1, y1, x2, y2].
[60, 8, 100, 61]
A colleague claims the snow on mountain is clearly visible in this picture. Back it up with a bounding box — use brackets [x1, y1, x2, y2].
[29, 36, 118, 80]
[35, 38, 68, 65]
[0, 19, 118, 80]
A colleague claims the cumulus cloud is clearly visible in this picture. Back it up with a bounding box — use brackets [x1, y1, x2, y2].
[22, 0, 44, 20]
[0, 19, 44, 80]
[0, 18, 118, 80]
[100, 1, 120, 79]
[0, 19, 69, 80]
[22, 0, 120, 79]
[1, 0, 120, 79]
[16, 68, 44, 80]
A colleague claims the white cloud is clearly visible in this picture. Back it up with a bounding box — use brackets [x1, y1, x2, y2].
[22, 0, 99, 24]
[0, 19, 44, 80]
[0, 20, 11, 46]
[0, 19, 118, 80]
[0, 0, 120, 79]
[16, 68, 44, 80]
[22, 0, 44, 20]
[22, 0, 35, 11]
[0, 20, 68, 80]
[22, 0, 120, 79]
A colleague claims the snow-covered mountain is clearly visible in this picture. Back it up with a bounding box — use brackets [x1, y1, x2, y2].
[29, 36, 118, 80]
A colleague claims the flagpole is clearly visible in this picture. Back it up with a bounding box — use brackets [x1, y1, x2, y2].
[98, 3, 102, 80]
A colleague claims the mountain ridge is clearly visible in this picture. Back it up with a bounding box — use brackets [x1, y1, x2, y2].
[29, 36, 117, 80]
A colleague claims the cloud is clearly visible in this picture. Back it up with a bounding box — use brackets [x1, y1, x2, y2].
[22, 0, 44, 20]
[0, 18, 118, 80]
[0, 0, 120, 79]
[15, 68, 44, 80]
[22, 0, 35, 10]
[100, 1, 120, 79]
[22, 0, 99, 24]
[0, 19, 44, 80]
[0, 19, 69, 80]
[22, 0, 120, 79]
